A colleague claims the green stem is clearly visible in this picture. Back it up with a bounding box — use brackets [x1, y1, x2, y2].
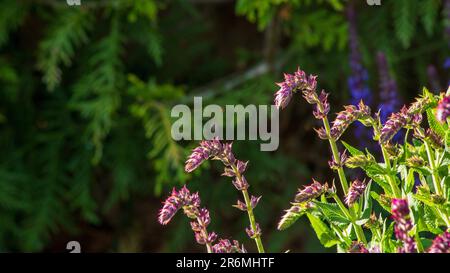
[424, 141, 442, 195]
[241, 189, 265, 253]
[232, 165, 265, 253]
[424, 142, 450, 227]
[381, 146, 402, 198]
[322, 117, 349, 194]
[332, 195, 367, 244]
[320, 115, 367, 243]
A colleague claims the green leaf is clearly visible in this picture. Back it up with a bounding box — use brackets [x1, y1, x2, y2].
[314, 201, 351, 225]
[306, 213, 340, 248]
[341, 141, 364, 156]
[423, 205, 443, 234]
[426, 108, 447, 138]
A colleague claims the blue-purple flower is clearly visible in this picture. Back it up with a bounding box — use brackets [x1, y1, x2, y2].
[377, 52, 401, 123]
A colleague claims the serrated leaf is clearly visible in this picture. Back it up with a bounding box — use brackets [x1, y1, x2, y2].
[426, 108, 447, 138]
[306, 213, 340, 248]
[314, 201, 351, 225]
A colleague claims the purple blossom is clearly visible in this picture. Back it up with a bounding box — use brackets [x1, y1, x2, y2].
[158, 186, 200, 225]
[380, 106, 409, 144]
[212, 239, 246, 253]
[295, 180, 327, 203]
[345, 179, 366, 206]
[274, 68, 318, 109]
[246, 223, 262, 239]
[377, 52, 401, 123]
[185, 137, 223, 173]
[391, 199, 416, 253]
[436, 95, 450, 123]
[330, 101, 371, 140]
[428, 231, 450, 253]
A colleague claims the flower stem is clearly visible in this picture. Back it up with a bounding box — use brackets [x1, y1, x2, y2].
[321, 115, 366, 243]
[232, 165, 265, 253]
[242, 189, 265, 253]
[322, 116, 349, 194]
[197, 217, 213, 253]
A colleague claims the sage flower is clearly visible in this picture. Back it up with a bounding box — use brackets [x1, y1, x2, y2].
[345, 179, 366, 206]
[380, 106, 409, 143]
[330, 101, 371, 140]
[295, 180, 327, 203]
[436, 95, 450, 123]
[212, 239, 246, 253]
[428, 231, 450, 253]
[185, 137, 223, 172]
[246, 223, 262, 239]
[274, 68, 318, 109]
[391, 198, 416, 253]
[328, 151, 348, 170]
[158, 186, 200, 225]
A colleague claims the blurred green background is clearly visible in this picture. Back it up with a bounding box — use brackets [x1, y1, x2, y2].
[0, 0, 448, 252]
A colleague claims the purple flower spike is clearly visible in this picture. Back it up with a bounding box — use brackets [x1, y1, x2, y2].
[185, 137, 223, 173]
[436, 95, 450, 123]
[274, 68, 318, 109]
[345, 179, 366, 206]
[295, 180, 327, 203]
[158, 186, 201, 225]
[391, 199, 417, 253]
[428, 231, 450, 253]
[380, 106, 409, 143]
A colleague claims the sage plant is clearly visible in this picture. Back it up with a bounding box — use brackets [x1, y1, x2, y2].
[185, 137, 265, 253]
[158, 185, 246, 253]
[276, 67, 450, 253]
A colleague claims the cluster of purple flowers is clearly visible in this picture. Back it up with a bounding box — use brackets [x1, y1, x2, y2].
[294, 180, 328, 203]
[185, 138, 264, 250]
[274, 68, 318, 110]
[345, 179, 366, 206]
[330, 101, 371, 140]
[428, 231, 450, 253]
[391, 199, 416, 253]
[158, 186, 245, 253]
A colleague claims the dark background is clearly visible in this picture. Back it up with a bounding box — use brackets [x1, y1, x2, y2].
[0, 0, 448, 252]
